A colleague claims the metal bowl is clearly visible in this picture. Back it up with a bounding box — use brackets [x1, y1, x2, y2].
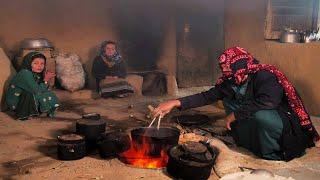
[20, 38, 54, 49]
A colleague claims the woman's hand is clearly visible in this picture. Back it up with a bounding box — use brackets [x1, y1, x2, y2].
[44, 71, 56, 82]
[225, 113, 236, 130]
[152, 100, 181, 118]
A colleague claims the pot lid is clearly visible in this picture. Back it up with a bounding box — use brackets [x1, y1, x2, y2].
[182, 141, 207, 154]
[57, 133, 84, 143]
[170, 141, 214, 164]
[76, 119, 106, 126]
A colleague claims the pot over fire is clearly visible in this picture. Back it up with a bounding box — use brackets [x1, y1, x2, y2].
[118, 126, 180, 169]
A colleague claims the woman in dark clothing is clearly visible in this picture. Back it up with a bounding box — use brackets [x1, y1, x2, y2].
[6, 52, 59, 120]
[91, 40, 127, 92]
[153, 47, 319, 161]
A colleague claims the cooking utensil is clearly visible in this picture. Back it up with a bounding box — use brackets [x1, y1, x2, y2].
[130, 127, 180, 156]
[148, 115, 163, 130]
[57, 134, 86, 160]
[280, 28, 301, 43]
[76, 119, 106, 153]
[166, 141, 218, 180]
[97, 131, 130, 158]
[76, 119, 106, 140]
[20, 38, 54, 49]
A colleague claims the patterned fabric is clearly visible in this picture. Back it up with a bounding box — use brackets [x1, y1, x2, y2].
[99, 40, 122, 67]
[6, 52, 59, 119]
[216, 46, 319, 142]
[21, 51, 47, 84]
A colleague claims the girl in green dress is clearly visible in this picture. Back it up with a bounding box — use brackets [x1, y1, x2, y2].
[6, 52, 59, 120]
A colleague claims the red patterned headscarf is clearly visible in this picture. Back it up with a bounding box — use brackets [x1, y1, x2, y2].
[216, 47, 319, 142]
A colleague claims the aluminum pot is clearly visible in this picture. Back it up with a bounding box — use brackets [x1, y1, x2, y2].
[20, 38, 54, 49]
[280, 29, 301, 43]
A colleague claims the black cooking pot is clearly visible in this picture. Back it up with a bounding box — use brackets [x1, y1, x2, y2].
[97, 131, 131, 158]
[76, 119, 106, 140]
[166, 141, 218, 180]
[76, 119, 106, 152]
[130, 127, 180, 156]
[57, 134, 86, 160]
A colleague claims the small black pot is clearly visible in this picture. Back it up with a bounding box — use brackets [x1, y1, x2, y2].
[97, 131, 131, 158]
[76, 119, 106, 152]
[57, 134, 86, 160]
[166, 141, 218, 180]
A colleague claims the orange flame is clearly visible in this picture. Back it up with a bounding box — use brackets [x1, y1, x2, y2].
[119, 136, 168, 169]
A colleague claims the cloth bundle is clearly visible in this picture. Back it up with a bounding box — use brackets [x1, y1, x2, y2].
[55, 53, 85, 92]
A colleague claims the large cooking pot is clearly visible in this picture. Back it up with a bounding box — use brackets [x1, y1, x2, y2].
[131, 127, 180, 156]
[20, 38, 54, 49]
[167, 141, 218, 180]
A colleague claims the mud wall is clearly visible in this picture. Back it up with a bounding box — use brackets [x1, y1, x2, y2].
[224, 0, 320, 115]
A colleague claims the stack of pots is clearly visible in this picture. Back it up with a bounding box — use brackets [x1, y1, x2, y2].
[57, 113, 130, 160]
[76, 118, 106, 153]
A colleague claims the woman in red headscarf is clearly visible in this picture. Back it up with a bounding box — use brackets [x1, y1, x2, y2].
[152, 47, 319, 161]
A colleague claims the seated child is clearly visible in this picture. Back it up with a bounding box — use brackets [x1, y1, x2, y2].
[6, 52, 59, 120]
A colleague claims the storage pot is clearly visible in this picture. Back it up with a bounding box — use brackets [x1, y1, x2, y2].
[97, 131, 131, 158]
[166, 141, 218, 180]
[57, 134, 86, 160]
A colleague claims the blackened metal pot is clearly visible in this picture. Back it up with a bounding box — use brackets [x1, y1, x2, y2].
[166, 141, 218, 180]
[130, 127, 180, 156]
[76, 119, 106, 152]
[57, 134, 86, 160]
[97, 131, 131, 158]
[76, 119, 106, 140]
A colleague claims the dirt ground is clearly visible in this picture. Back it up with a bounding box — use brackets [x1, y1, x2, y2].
[0, 89, 319, 179]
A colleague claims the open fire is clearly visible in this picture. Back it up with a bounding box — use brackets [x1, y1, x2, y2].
[118, 135, 169, 169]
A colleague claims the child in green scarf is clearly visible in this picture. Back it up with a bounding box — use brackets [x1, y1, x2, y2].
[6, 52, 59, 120]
